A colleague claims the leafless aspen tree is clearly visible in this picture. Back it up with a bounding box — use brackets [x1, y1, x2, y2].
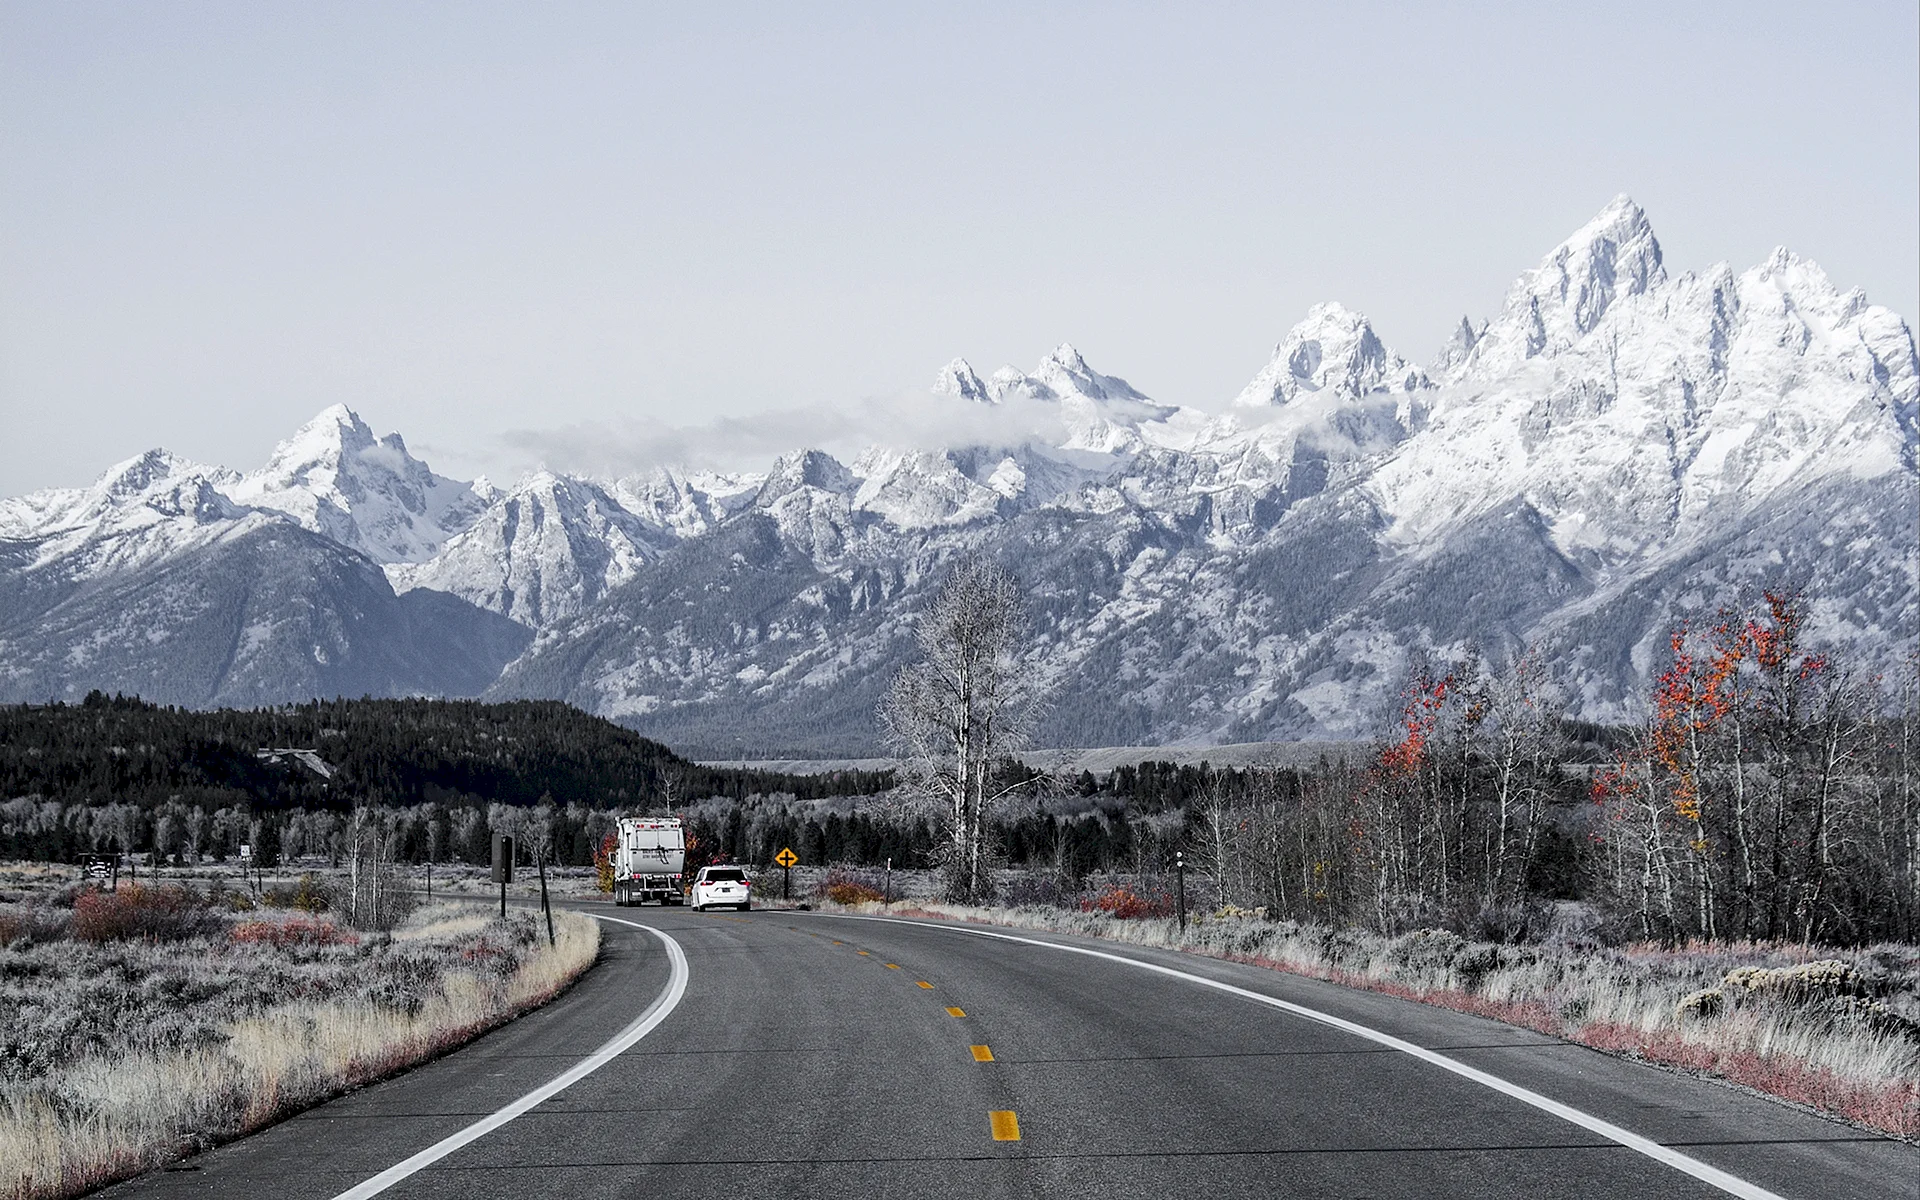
[344, 806, 410, 931]
[881, 556, 1044, 904]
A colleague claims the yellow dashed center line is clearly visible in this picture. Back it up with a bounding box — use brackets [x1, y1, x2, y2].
[857, 950, 869, 956]
[990, 1110, 1021, 1141]
[916, 980, 934, 989]
[885, 963, 900, 969]
[970, 1045, 994, 1062]
[945, 1007, 966, 1018]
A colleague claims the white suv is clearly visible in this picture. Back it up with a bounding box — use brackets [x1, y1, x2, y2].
[690, 866, 752, 912]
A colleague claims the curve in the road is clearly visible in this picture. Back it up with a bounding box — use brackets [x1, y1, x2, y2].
[327, 914, 689, 1200]
[818, 913, 1787, 1200]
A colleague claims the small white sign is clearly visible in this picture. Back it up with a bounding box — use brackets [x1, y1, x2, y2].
[239, 844, 252, 860]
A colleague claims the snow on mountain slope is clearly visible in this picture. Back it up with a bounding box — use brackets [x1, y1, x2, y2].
[0, 519, 529, 707]
[610, 467, 762, 542]
[386, 471, 672, 626]
[933, 358, 994, 404]
[484, 197, 1916, 753]
[1444, 194, 1667, 383]
[0, 444, 528, 706]
[5, 196, 1911, 746]
[0, 449, 263, 578]
[223, 405, 492, 563]
[1369, 204, 1918, 563]
[1233, 302, 1430, 411]
[983, 343, 1185, 453]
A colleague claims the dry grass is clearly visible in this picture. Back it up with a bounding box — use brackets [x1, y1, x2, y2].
[858, 899, 1920, 1139]
[0, 899, 599, 1200]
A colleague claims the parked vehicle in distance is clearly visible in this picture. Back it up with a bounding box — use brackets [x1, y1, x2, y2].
[690, 865, 751, 912]
[613, 817, 686, 906]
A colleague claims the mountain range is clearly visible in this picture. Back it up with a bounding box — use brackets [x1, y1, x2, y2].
[4, 196, 1914, 756]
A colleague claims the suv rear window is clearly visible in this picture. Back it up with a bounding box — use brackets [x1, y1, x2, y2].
[705, 868, 745, 882]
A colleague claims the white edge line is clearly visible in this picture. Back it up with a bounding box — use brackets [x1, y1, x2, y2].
[815, 912, 1786, 1200]
[328, 914, 688, 1200]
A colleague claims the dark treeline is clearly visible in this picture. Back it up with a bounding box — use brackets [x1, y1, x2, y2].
[6, 592, 1915, 949]
[0, 693, 892, 812]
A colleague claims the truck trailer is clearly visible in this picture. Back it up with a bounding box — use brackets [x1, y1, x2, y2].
[613, 816, 686, 906]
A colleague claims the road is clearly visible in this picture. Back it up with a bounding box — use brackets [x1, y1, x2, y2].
[99, 904, 1917, 1200]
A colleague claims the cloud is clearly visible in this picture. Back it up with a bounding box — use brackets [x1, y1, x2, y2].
[499, 389, 1088, 480]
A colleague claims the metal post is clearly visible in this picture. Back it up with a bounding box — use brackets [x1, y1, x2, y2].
[884, 857, 892, 905]
[783, 864, 791, 901]
[1175, 850, 1187, 932]
[492, 833, 514, 923]
[538, 854, 555, 947]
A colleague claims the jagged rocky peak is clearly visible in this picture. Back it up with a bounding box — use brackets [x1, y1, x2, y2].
[755, 449, 856, 505]
[97, 448, 206, 496]
[0, 446, 247, 543]
[259, 404, 378, 472]
[1031, 342, 1148, 403]
[225, 404, 490, 563]
[1234, 302, 1427, 407]
[933, 358, 994, 404]
[1431, 316, 1486, 376]
[1465, 194, 1666, 373]
[979, 344, 1149, 406]
[80, 449, 243, 525]
[1733, 247, 1920, 426]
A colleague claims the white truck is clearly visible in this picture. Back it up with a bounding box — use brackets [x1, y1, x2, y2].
[613, 816, 687, 906]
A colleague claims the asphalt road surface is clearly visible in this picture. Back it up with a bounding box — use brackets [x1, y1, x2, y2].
[99, 904, 1918, 1200]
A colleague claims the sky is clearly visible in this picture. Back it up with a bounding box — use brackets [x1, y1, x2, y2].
[2, 1, 1916, 493]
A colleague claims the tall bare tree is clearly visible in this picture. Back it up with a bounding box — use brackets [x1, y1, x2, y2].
[882, 556, 1044, 904]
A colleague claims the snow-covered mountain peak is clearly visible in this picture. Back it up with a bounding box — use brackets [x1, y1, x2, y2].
[386, 468, 670, 628]
[265, 403, 375, 467]
[97, 448, 209, 498]
[951, 346, 1176, 454]
[224, 406, 490, 564]
[1431, 316, 1485, 375]
[1457, 195, 1667, 380]
[1234, 302, 1428, 409]
[934, 358, 993, 404]
[0, 448, 244, 542]
[756, 449, 857, 505]
[1030, 342, 1149, 404]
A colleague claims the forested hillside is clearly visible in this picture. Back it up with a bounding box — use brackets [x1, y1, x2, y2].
[0, 693, 891, 813]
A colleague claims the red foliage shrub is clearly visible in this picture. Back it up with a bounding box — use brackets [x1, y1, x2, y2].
[230, 917, 359, 948]
[824, 882, 885, 905]
[71, 885, 224, 942]
[1081, 885, 1171, 920]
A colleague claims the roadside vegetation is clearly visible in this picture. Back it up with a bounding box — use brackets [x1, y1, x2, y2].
[0, 870, 598, 1200]
[861, 894, 1920, 1138]
[2, 579, 1915, 1144]
[809, 579, 1920, 1138]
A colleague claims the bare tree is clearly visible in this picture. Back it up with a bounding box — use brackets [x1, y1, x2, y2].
[343, 806, 411, 931]
[881, 556, 1044, 904]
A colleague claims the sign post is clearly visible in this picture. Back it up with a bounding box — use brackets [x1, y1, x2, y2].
[491, 834, 514, 923]
[775, 846, 798, 900]
[1175, 850, 1187, 932]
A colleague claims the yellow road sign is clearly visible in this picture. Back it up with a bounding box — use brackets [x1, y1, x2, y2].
[774, 847, 798, 868]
